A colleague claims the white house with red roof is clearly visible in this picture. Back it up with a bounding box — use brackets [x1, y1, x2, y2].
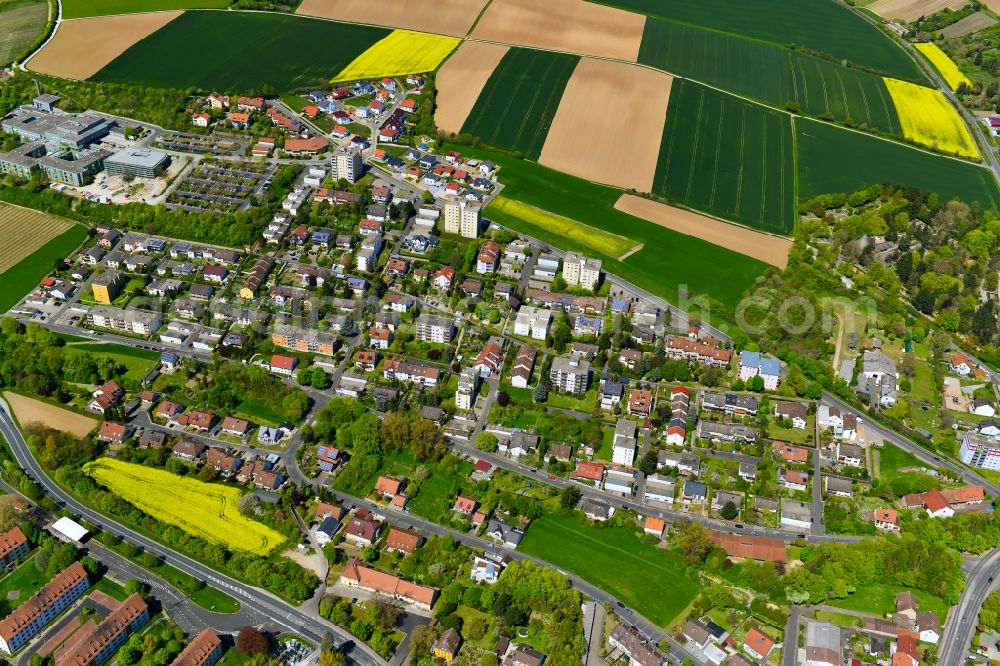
[270, 354, 298, 376]
[950, 353, 973, 376]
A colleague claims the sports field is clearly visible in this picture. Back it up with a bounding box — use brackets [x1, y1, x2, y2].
[0, 0, 48, 66]
[589, 0, 925, 81]
[460, 47, 579, 159]
[653, 79, 795, 235]
[519, 512, 701, 627]
[0, 204, 86, 312]
[333, 30, 459, 82]
[884, 78, 978, 158]
[446, 143, 768, 309]
[796, 118, 1000, 208]
[915, 42, 972, 91]
[638, 17, 902, 134]
[84, 458, 286, 555]
[60, 0, 227, 18]
[91, 11, 388, 91]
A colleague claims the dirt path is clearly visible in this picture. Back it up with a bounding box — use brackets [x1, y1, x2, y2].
[614, 194, 793, 268]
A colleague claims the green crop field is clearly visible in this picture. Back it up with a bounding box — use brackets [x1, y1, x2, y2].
[520, 512, 701, 627]
[61, 0, 228, 18]
[459, 47, 578, 159]
[589, 0, 925, 81]
[441, 142, 768, 310]
[92, 11, 388, 92]
[796, 118, 1000, 208]
[0, 224, 87, 314]
[639, 17, 901, 134]
[653, 79, 795, 234]
[0, 0, 48, 66]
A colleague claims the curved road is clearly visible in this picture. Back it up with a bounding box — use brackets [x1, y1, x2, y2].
[0, 400, 387, 666]
[939, 549, 1000, 664]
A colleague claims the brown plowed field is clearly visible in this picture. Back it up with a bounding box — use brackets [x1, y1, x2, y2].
[295, 0, 487, 37]
[435, 40, 509, 134]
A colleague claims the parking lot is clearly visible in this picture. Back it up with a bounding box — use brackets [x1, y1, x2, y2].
[153, 131, 244, 156]
[168, 160, 270, 213]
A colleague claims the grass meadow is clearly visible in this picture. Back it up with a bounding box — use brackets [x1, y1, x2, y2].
[639, 17, 902, 134]
[460, 47, 578, 159]
[519, 512, 701, 627]
[590, 0, 925, 81]
[92, 11, 388, 91]
[653, 79, 795, 234]
[441, 142, 768, 309]
[61, 0, 227, 18]
[796, 117, 1000, 208]
[0, 0, 48, 66]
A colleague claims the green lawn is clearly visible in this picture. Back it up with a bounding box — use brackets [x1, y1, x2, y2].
[0, 554, 48, 609]
[235, 398, 285, 426]
[61, 0, 227, 18]
[653, 79, 795, 235]
[796, 118, 1000, 209]
[460, 47, 579, 159]
[90, 576, 127, 601]
[519, 512, 701, 627]
[92, 11, 388, 92]
[405, 459, 475, 523]
[877, 443, 926, 482]
[826, 582, 948, 618]
[595, 427, 615, 462]
[0, 223, 87, 313]
[592, 0, 926, 81]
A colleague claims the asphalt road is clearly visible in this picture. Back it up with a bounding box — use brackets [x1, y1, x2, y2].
[0, 399, 387, 666]
[938, 549, 1000, 664]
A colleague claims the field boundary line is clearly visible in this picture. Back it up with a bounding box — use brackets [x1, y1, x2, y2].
[617, 243, 645, 261]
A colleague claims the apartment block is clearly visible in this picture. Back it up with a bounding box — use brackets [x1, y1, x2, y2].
[443, 198, 481, 238]
[562, 252, 602, 291]
[415, 314, 455, 344]
[0, 528, 29, 568]
[0, 562, 90, 655]
[56, 593, 149, 666]
[331, 147, 364, 183]
[91, 271, 125, 305]
[456, 367, 480, 411]
[271, 323, 337, 356]
[87, 306, 162, 336]
[169, 629, 222, 666]
[550, 355, 590, 394]
[513, 306, 552, 341]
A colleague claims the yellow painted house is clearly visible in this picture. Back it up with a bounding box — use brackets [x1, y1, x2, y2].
[433, 628, 462, 663]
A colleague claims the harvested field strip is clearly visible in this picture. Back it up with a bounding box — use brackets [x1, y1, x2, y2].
[472, 0, 645, 61]
[60, 0, 226, 18]
[0, 217, 86, 313]
[294, 0, 488, 37]
[939, 12, 997, 38]
[883, 77, 979, 158]
[460, 47, 578, 159]
[587, 0, 926, 81]
[28, 10, 181, 80]
[0, 203, 73, 272]
[0, 0, 48, 66]
[868, 0, 965, 21]
[915, 42, 972, 91]
[3, 392, 97, 438]
[333, 29, 460, 82]
[434, 41, 508, 133]
[538, 57, 672, 191]
[614, 194, 792, 268]
[84, 458, 286, 555]
[653, 79, 795, 235]
[489, 197, 634, 257]
[638, 16, 901, 134]
[91, 11, 388, 92]
[796, 118, 1000, 208]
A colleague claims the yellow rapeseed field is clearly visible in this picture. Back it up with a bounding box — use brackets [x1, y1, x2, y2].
[83, 458, 286, 555]
[488, 196, 636, 258]
[915, 42, 972, 92]
[884, 77, 979, 159]
[333, 30, 460, 82]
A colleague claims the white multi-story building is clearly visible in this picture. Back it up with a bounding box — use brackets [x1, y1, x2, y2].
[562, 252, 602, 291]
[415, 314, 455, 343]
[513, 306, 552, 340]
[355, 236, 381, 272]
[455, 367, 480, 411]
[612, 418, 637, 467]
[331, 147, 363, 183]
[960, 431, 1000, 470]
[550, 355, 590, 394]
[443, 198, 481, 238]
[87, 306, 162, 336]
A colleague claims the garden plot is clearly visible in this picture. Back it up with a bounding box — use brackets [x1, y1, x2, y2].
[27, 11, 182, 79]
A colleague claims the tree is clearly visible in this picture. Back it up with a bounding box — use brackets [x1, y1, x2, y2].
[475, 432, 498, 452]
[675, 521, 714, 564]
[371, 594, 402, 628]
[340, 315, 355, 336]
[559, 485, 581, 510]
[236, 627, 269, 656]
[0, 496, 18, 533]
[124, 579, 145, 596]
[238, 493, 261, 516]
[973, 301, 997, 344]
[317, 652, 346, 666]
[532, 382, 548, 403]
[720, 501, 739, 521]
[638, 450, 658, 476]
[408, 625, 436, 659]
[747, 374, 765, 392]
